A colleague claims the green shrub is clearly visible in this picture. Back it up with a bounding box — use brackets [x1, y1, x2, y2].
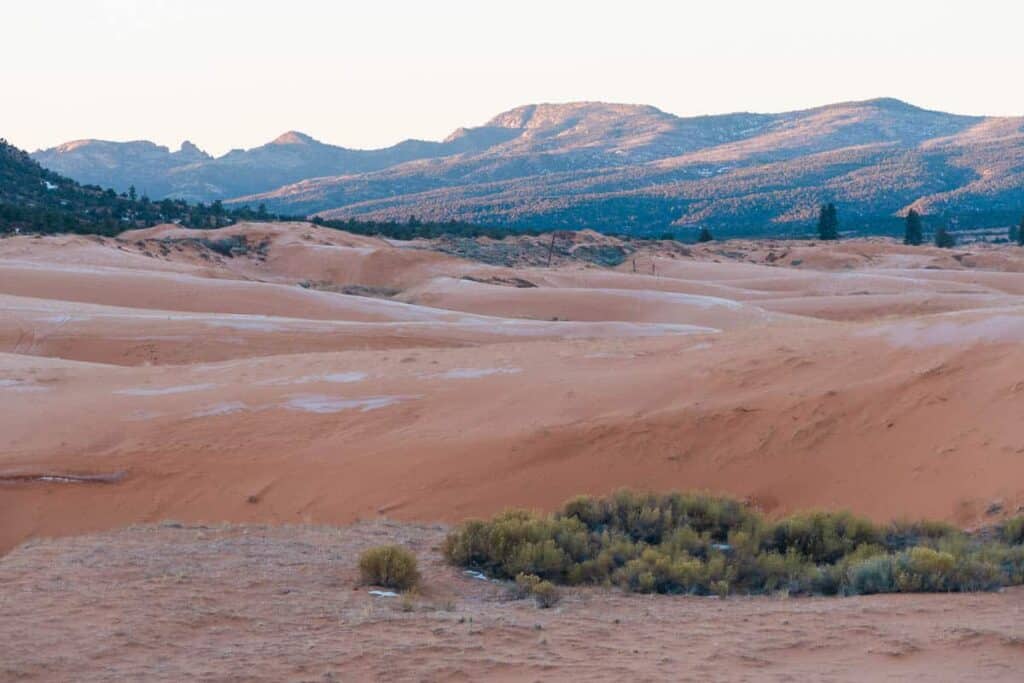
[847, 554, 896, 594]
[512, 571, 542, 598]
[531, 580, 561, 608]
[512, 572, 561, 607]
[885, 519, 963, 550]
[442, 490, 1024, 597]
[358, 545, 420, 590]
[893, 547, 958, 592]
[767, 511, 880, 563]
[1001, 516, 1024, 545]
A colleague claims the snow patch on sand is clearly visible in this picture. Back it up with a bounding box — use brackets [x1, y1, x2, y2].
[258, 372, 367, 386]
[284, 394, 415, 414]
[207, 319, 283, 332]
[115, 383, 216, 396]
[192, 401, 249, 418]
[436, 367, 522, 380]
[0, 379, 49, 392]
[868, 313, 1024, 347]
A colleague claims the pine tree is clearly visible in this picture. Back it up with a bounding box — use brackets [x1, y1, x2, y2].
[697, 226, 714, 243]
[128, 185, 137, 202]
[817, 203, 839, 240]
[934, 226, 956, 248]
[1018, 216, 1024, 246]
[904, 209, 923, 245]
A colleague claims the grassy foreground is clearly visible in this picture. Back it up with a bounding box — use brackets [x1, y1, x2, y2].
[443, 491, 1024, 597]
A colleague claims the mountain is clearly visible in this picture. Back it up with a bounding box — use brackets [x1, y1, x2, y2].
[31, 139, 212, 200]
[0, 138, 242, 234]
[32, 129, 504, 204]
[33, 99, 1024, 236]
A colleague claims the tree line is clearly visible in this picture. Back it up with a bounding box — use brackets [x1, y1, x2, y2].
[815, 202, 1024, 249]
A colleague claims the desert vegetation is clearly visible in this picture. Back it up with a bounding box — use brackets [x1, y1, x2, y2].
[358, 545, 421, 591]
[444, 491, 1024, 597]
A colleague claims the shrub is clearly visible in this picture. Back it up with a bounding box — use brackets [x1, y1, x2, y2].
[511, 572, 542, 597]
[512, 572, 561, 608]
[847, 555, 896, 594]
[531, 580, 561, 608]
[884, 519, 962, 551]
[358, 545, 420, 590]
[442, 490, 1024, 598]
[1001, 517, 1024, 545]
[766, 511, 880, 563]
[894, 547, 958, 592]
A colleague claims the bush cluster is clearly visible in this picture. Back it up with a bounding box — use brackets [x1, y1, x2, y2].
[358, 545, 420, 591]
[442, 491, 1024, 597]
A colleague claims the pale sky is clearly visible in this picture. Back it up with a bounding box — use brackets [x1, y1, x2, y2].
[5, 0, 1021, 156]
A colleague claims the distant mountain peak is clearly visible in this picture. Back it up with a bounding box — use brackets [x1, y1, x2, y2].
[863, 97, 915, 108]
[485, 102, 668, 130]
[177, 140, 211, 160]
[270, 131, 318, 146]
[53, 139, 98, 153]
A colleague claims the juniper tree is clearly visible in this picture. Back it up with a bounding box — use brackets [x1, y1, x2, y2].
[904, 209, 923, 246]
[817, 203, 839, 240]
[934, 226, 956, 248]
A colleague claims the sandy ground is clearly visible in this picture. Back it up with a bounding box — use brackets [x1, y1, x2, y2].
[6, 224, 1024, 679]
[2, 522, 1023, 682]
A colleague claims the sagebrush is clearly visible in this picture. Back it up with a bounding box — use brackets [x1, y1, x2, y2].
[358, 545, 420, 590]
[443, 490, 1024, 596]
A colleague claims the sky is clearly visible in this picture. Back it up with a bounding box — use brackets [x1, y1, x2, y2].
[5, 0, 1022, 156]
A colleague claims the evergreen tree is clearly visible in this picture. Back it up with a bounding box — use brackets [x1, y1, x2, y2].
[934, 226, 956, 248]
[904, 209, 923, 245]
[697, 226, 714, 243]
[1018, 216, 1024, 246]
[817, 203, 839, 240]
[128, 185, 137, 202]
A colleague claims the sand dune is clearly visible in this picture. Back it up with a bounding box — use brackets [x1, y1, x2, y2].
[4, 224, 1024, 556]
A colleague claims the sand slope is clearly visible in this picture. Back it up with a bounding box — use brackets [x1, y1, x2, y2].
[4, 225, 1024, 554]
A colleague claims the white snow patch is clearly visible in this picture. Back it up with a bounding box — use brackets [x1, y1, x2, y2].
[0, 379, 49, 392]
[192, 401, 248, 418]
[867, 314, 1024, 348]
[368, 590, 399, 598]
[284, 394, 415, 414]
[125, 410, 165, 421]
[207, 319, 283, 332]
[115, 383, 216, 396]
[436, 367, 522, 380]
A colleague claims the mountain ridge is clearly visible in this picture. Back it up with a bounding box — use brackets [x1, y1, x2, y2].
[30, 99, 1024, 236]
